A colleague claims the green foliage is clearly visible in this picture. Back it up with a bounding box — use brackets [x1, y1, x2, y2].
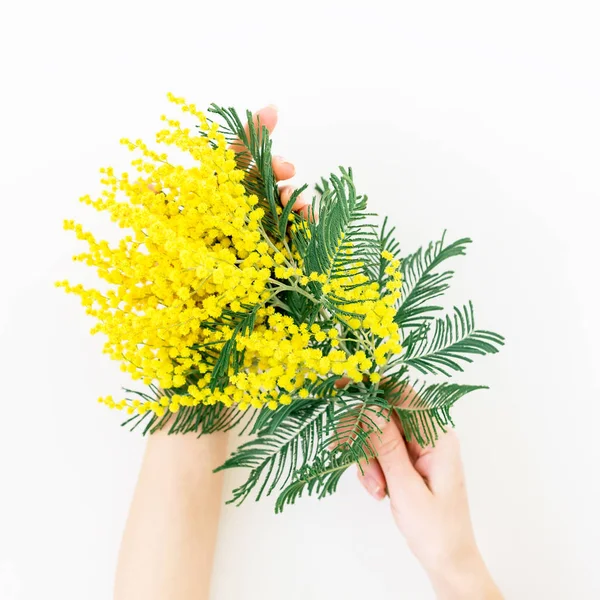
[278, 183, 308, 239]
[303, 168, 378, 279]
[215, 399, 331, 504]
[402, 302, 505, 376]
[215, 381, 388, 508]
[209, 305, 260, 391]
[274, 447, 358, 513]
[369, 216, 403, 286]
[395, 233, 471, 328]
[122, 389, 255, 437]
[387, 380, 488, 446]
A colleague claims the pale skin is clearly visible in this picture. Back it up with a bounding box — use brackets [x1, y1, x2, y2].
[114, 105, 503, 600]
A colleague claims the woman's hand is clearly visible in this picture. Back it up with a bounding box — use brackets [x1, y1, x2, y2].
[357, 411, 503, 600]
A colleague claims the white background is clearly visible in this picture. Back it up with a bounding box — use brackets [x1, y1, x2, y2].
[1, 1, 599, 598]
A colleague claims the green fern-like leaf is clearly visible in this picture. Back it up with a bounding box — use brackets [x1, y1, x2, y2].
[216, 381, 388, 508]
[402, 302, 505, 376]
[395, 233, 471, 328]
[321, 385, 388, 460]
[121, 387, 256, 436]
[387, 380, 488, 446]
[303, 168, 379, 286]
[209, 305, 260, 391]
[278, 183, 309, 239]
[362, 216, 403, 287]
[215, 400, 330, 505]
[274, 447, 357, 513]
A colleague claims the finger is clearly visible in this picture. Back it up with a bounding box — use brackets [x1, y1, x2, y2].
[357, 457, 386, 501]
[356, 406, 391, 500]
[279, 185, 308, 211]
[236, 152, 294, 188]
[272, 155, 296, 181]
[370, 413, 430, 504]
[334, 377, 351, 389]
[385, 381, 432, 462]
[279, 184, 316, 220]
[228, 104, 279, 157]
[411, 428, 464, 495]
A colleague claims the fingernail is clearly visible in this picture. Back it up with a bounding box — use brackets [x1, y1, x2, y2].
[363, 475, 385, 501]
[273, 155, 294, 168]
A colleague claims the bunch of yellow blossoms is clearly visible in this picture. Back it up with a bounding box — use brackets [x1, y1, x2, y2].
[58, 94, 402, 419]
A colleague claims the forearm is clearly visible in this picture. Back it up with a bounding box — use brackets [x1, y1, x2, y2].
[114, 430, 228, 600]
[428, 550, 503, 600]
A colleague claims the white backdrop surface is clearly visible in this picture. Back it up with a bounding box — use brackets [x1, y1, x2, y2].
[1, 1, 599, 599]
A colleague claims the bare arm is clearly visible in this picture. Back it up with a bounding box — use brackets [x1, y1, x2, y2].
[114, 430, 228, 600]
[113, 103, 305, 600]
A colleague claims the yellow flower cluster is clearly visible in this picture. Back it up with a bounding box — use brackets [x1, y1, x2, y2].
[58, 94, 403, 418]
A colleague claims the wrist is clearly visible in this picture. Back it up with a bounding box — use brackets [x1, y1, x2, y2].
[427, 548, 502, 600]
[145, 428, 229, 471]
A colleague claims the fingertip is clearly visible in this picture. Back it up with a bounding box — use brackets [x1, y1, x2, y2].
[371, 418, 419, 482]
[272, 155, 296, 181]
[334, 377, 350, 389]
[279, 184, 292, 204]
[255, 105, 278, 132]
[228, 105, 280, 154]
[279, 185, 305, 211]
[357, 464, 386, 501]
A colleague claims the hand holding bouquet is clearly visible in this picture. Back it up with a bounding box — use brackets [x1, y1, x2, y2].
[58, 94, 503, 512]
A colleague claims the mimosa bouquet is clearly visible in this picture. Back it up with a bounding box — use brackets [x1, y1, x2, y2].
[58, 94, 504, 512]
